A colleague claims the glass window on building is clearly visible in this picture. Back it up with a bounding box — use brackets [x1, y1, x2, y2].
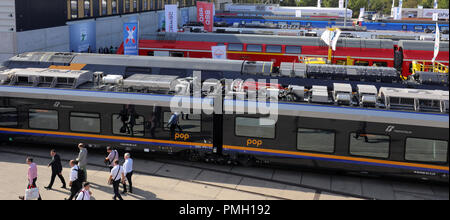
[84, 0, 91, 17]
[70, 112, 101, 133]
[112, 0, 117, 14]
[143, 0, 148, 10]
[102, 0, 107, 15]
[0, 107, 17, 127]
[297, 128, 335, 153]
[125, 0, 130, 13]
[133, 0, 138, 12]
[405, 138, 448, 163]
[29, 109, 59, 130]
[235, 117, 276, 139]
[350, 133, 390, 158]
[70, 0, 78, 19]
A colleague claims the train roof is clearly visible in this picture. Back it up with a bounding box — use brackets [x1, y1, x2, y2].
[143, 32, 394, 49]
[398, 40, 449, 52]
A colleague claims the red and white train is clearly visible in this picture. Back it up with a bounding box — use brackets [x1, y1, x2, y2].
[117, 32, 449, 77]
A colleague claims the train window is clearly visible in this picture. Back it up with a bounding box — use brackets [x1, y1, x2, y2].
[297, 128, 334, 153]
[251, 21, 261, 25]
[235, 117, 276, 139]
[286, 46, 301, 54]
[349, 133, 390, 158]
[112, 112, 145, 137]
[373, 62, 387, 67]
[228, 43, 243, 51]
[402, 25, 407, 31]
[414, 26, 423, 31]
[163, 112, 201, 133]
[265, 21, 273, 25]
[246, 44, 262, 52]
[0, 107, 17, 127]
[70, 0, 78, 19]
[70, 112, 100, 133]
[292, 22, 300, 26]
[170, 51, 184, 57]
[355, 61, 369, 66]
[405, 138, 448, 163]
[278, 22, 287, 25]
[29, 109, 58, 130]
[266, 45, 282, 53]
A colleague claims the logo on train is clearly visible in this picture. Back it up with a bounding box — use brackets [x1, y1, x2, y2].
[247, 139, 263, 147]
[175, 133, 190, 141]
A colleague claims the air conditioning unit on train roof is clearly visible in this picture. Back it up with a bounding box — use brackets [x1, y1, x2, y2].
[1, 68, 92, 88]
[122, 74, 179, 92]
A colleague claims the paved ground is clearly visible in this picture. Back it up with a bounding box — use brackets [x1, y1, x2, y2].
[0, 144, 448, 200]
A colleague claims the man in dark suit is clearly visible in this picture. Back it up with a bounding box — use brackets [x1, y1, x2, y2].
[45, 149, 66, 190]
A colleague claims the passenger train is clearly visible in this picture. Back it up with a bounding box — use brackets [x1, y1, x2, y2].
[116, 32, 449, 77]
[0, 54, 448, 182]
[214, 13, 450, 33]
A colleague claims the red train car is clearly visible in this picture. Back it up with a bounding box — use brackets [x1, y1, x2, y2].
[117, 32, 448, 76]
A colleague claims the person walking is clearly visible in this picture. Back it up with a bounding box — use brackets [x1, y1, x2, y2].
[76, 182, 92, 200]
[19, 157, 42, 200]
[66, 160, 83, 200]
[105, 146, 119, 171]
[76, 143, 88, 182]
[108, 160, 125, 200]
[122, 153, 134, 194]
[45, 149, 66, 190]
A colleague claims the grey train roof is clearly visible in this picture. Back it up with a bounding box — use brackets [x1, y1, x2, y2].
[398, 40, 449, 52]
[143, 32, 394, 49]
[6, 52, 249, 72]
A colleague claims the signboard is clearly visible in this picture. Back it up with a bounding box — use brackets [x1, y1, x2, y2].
[432, 23, 440, 63]
[181, 8, 189, 25]
[197, 1, 213, 32]
[295, 10, 302, 18]
[165, 4, 178, 32]
[123, 22, 139, 55]
[158, 11, 165, 30]
[432, 12, 439, 21]
[393, 7, 402, 20]
[423, 9, 449, 19]
[69, 21, 96, 53]
[358, 8, 365, 21]
[211, 46, 227, 59]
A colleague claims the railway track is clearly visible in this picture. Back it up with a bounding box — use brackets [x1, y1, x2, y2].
[0, 143, 369, 200]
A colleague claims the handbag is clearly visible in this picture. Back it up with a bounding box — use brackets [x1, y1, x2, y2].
[25, 187, 40, 200]
[108, 166, 121, 185]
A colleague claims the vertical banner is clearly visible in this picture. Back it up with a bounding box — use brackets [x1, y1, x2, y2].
[317, 0, 321, 8]
[432, 23, 440, 63]
[432, 12, 439, 21]
[358, 8, 365, 21]
[123, 22, 139, 55]
[181, 8, 189, 26]
[295, 10, 302, 18]
[69, 21, 96, 53]
[339, 0, 344, 9]
[434, 0, 438, 9]
[165, 4, 178, 32]
[158, 11, 165, 30]
[197, 1, 213, 32]
[211, 46, 227, 59]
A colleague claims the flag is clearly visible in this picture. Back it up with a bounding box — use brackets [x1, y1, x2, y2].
[197, 1, 213, 32]
[432, 23, 440, 63]
[321, 29, 341, 51]
[165, 4, 178, 32]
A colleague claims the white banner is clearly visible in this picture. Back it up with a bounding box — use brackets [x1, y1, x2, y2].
[423, 9, 449, 19]
[434, 0, 438, 9]
[339, 0, 344, 9]
[432, 23, 440, 63]
[317, 0, 321, 8]
[432, 12, 439, 21]
[211, 46, 227, 59]
[295, 10, 302, 18]
[393, 7, 402, 20]
[165, 4, 178, 32]
[321, 29, 341, 51]
[358, 8, 365, 21]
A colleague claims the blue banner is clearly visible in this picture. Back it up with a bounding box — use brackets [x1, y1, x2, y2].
[181, 8, 189, 25]
[69, 21, 96, 53]
[123, 22, 139, 55]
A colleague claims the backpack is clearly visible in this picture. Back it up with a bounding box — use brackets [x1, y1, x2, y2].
[74, 166, 86, 182]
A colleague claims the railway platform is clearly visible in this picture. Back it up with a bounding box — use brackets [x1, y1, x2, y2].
[0, 144, 448, 200]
